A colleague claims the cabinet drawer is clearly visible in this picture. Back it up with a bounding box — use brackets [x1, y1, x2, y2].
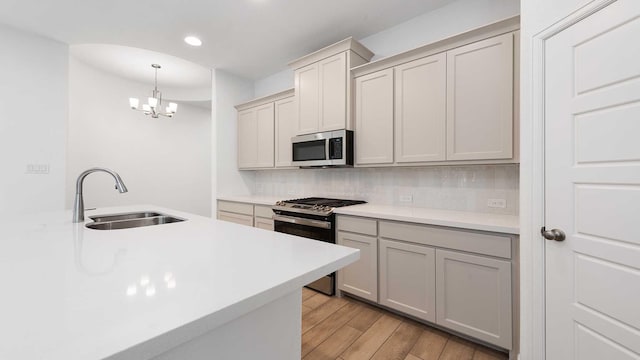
[217, 201, 254, 216]
[254, 205, 274, 219]
[379, 221, 511, 259]
[337, 215, 377, 236]
[217, 211, 254, 227]
[254, 217, 274, 231]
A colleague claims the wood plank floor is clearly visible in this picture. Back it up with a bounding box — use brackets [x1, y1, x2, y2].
[301, 288, 508, 360]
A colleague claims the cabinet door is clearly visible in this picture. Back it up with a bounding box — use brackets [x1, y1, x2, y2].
[255, 103, 275, 168]
[217, 211, 254, 227]
[446, 33, 513, 160]
[319, 52, 347, 132]
[354, 68, 394, 165]
[395, 53, 446, 163]
[337, 231, 378, 302]
[274, 96, 296, 168]
[379, 239, 436, 322]
[254, 217, 274, 231]
[295, 63, 320, 135]
[436, 249, 512, 349]
[237, 108, 258, 169]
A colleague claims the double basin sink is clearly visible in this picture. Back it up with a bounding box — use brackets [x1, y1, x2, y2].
[86, 211, 185, 230]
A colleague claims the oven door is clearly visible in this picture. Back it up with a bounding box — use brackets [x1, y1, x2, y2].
[273, 213, 336, 295]
[273, 214, 333, 242]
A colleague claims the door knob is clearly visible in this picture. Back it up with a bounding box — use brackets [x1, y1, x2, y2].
[541, 227, 566, 241]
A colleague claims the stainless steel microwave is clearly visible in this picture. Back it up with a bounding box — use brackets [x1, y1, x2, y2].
[291, 130, 354, 167]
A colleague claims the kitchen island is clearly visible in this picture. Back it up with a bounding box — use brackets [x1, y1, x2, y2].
[0, 205, 359, 360]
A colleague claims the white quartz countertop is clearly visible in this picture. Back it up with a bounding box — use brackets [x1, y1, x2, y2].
[334, 204, 519, 234]
[217, 195, 281, 206]
[217, 196, 519, 234]
[0, 205, 358, 360]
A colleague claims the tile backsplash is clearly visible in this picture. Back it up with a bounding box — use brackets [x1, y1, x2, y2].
[253, 165, 519, 215]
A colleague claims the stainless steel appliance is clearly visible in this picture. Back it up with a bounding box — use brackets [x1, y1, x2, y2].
[291, 130, 354, 167]
[273, 197, 366, 295]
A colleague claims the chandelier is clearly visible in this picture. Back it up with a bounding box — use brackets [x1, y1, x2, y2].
[129, 64, 178, 118]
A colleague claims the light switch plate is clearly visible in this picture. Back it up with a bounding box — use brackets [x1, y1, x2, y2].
[487, 198, 507, 208]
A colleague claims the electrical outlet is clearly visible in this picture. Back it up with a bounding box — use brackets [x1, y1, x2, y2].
[399, 194, 413, 203]
[25, 164, 50, 174]
[487, 198, 507, 208]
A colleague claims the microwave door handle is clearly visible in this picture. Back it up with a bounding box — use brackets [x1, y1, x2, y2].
[326, 138, 330, 160]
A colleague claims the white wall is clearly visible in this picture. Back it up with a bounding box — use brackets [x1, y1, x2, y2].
[254, 69, 293, 99]
[253, 0, 519, 97]
[213, 69, 255, 212]
[518, 1, 594, 360]
[0, 24, 68, 218]
[67, 56, 212, 216]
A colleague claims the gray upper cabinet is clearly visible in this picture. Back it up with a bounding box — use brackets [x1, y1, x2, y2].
[294, 63, 320, 135]
[290, 38, 373, 136]
[354, 68, 394, 165]
[446, 33, 514, 160]
[237, 103, 274, 169]
[352, 18, 520, 167]
[235, 89, 295, 170]
[274, 96, 296, 168]
[394, 53, 447, 163]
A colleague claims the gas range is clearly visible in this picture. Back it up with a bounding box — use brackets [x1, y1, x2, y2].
[272, 197, 366, 296]
[273, 197, 366, 217]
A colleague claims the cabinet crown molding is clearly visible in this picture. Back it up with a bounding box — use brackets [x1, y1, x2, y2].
[234, 88, 294, 111]
[352, 16, 520, 78]
[288, 37, 374, 70]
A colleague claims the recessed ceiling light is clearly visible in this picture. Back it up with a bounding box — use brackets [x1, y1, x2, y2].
[184, 36, 202, 47]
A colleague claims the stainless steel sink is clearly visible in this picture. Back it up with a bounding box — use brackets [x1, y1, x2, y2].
[89, 211, 164, 223]
[85, 211, 185, 230]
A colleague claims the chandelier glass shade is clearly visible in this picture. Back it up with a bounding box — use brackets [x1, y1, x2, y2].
[129, 64, 178, 118]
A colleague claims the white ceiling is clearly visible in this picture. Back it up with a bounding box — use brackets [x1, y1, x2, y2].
[0, 0, 455, 80]
[71, 44, 212, 88]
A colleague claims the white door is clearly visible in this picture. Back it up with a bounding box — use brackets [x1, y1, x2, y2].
[545, 1, 640, 359]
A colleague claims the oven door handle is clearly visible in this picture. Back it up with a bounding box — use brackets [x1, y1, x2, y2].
[273, 215, 332, 229]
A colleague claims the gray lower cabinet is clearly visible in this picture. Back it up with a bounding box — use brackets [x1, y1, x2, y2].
[378, 239, 436, 322]
[254, 205, 275, 231]
[217, 200, 254, 226]
[217, 201, 275, 231]
[217, 211, 254, 227]
[336, 214, 515, 350]
[337, 231, 378, 302]
[436, 249, 512, 349]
